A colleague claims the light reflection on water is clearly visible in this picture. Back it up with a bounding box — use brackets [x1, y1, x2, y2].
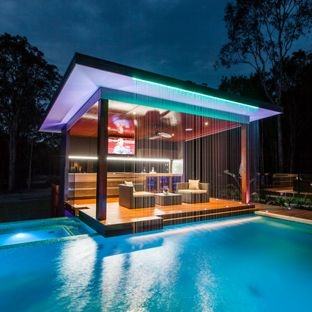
[58, 237, 97, 311]
[0, 216, 312, 312]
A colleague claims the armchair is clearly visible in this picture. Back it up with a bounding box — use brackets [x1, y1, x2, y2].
[119, 184, 155, 208]
[176, 181, 209, 203]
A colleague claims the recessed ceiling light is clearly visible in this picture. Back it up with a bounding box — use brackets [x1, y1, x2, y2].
[185, 128, 193, 132]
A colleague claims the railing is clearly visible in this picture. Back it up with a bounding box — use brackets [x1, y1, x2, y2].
[259, 173, 312, 195]
[272, 173, 298, 188]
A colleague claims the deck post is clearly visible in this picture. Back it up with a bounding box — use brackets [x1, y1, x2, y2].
[241, 124, 250, 203]
[96, 98, 109, 220]
[59, 127, 69, 216]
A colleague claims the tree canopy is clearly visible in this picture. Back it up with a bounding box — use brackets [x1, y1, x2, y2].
[219, 50, 312, 173]
[0, 33, 60, 190]
[218, 0, 312, 170]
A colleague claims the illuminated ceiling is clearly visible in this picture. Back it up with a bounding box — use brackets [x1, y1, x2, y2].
[40, 53, 282, 133]
[69, 101, 240, 141]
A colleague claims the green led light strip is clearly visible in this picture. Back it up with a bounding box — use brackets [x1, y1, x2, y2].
[133, 77, 258, 110]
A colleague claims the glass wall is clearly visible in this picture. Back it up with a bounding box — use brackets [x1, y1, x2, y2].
[66, 99, 258, 206]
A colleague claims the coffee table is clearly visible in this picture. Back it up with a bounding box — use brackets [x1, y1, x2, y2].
[155, 193, 182, 206]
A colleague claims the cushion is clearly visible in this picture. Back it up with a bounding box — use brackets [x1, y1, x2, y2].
[188, 179, 200, 190]
[124, 181, 135, 192]
[177, 189, 207, 194]
[133, 191, 154, 197]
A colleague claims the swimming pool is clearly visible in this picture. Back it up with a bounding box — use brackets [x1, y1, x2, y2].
[0, 217, 95, 246]
[0, 215, 311, 311]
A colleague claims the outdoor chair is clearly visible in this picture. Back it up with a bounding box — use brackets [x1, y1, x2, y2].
[176, 181, 209, 203]
[119, 183, 155, 208]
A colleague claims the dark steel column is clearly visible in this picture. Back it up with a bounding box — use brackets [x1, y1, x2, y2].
[241, 124, 250, 203]
[59, 127, 69, 216]
[96, 99, 109, 220]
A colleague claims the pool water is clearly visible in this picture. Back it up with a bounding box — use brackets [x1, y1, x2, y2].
[0, 217, 94, 246]
[0, 215, 311, 311]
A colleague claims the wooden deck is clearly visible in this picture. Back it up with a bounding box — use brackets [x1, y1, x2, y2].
[256, 206, 312, 225]
[263, 187, 312, 198]
[270, 208, 312, 220]
[68, 198, 257, 236]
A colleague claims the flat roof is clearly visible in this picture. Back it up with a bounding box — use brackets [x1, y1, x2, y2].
[40, 53, 282, 132]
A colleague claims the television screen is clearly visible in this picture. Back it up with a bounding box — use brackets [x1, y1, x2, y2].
[108, 114, 135, 137]
[108, 137, 135, 155]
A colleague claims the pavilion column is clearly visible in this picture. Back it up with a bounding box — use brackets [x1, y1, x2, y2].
[96, 98, 109, 220]
[59, 127, 69, 216]
[241, 124, 250, 204]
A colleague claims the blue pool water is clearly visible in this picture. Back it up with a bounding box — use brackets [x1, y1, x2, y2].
[0, 215, 311, 311]
[0, 217, 94, 246]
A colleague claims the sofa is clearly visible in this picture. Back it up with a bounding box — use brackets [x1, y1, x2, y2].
[119, 183, 155, 208]
[176, 181, 209, 203]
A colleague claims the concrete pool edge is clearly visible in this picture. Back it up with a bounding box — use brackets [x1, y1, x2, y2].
[255, 210, 312, 226]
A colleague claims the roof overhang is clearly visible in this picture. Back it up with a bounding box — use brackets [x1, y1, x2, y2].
[40, 53, 282, 133]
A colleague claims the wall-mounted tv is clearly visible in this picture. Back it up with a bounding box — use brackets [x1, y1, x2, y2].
[108, 114, 135, 138]
[108, 137, 135, 155]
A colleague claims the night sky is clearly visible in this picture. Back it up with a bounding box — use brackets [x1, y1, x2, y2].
[0, 0, 308, 88]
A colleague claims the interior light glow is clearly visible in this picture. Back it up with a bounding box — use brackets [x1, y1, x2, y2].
[204, 121, 209, 126]
[82, 113, 98, 120]
[108, 156, 170, 162]
[69, 155, 97, 160]
[185, 128, 193, 132]
[133, 77, 259, 110]
[68, 155, 170, 162]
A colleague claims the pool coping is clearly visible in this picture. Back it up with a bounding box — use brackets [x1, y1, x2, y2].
[255, 210, 312, 225]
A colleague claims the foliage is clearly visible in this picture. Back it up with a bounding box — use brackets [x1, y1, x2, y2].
[223, 169, 257, 200]
[224, 183, 241, 200]
[0, 33, 61, 191]
[282, 50, 312, 171]
[254, 192, 312, 209]
[219, 0, 312, 97]
[0, 33, 60, 135]
[219, 50, 312, 173]
[218, 0, 312, 170]
[219, 73, 266, 101]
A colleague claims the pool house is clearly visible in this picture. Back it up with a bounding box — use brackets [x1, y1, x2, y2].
[40, 53, 282, 235]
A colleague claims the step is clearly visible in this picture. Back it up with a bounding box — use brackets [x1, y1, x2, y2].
[163, 208, 257, 226]
[161, 204, 255, 221]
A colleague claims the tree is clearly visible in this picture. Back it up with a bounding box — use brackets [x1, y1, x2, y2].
[219, 73, 279, 173]
[0, 33, 60, 191]
[218, 0, 312, 171]
[282, 50, 312, 171]
[219, 50, 312, 173]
